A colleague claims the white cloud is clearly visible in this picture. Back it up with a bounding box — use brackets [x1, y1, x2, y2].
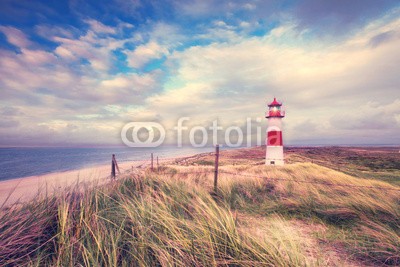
[50, 20, 127, 71]
[84, 19, 116, 34]
[150, 22, 184, 47]
[55, 46, 75, 59]
[239, 21, 251, 28]
[126, 41, 167, 68]
[99, 72, 159, 95]
[0, 26, 32, 48]
[101, 76, 133, 88]
[35, 25, 77, 39]
[214, 20, 228, 27]
[243, 3, 256, 10]
[20, 48, 57, 65]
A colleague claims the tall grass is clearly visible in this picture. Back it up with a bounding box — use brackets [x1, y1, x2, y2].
[1, 162, 399, 266]
[0, 171, 311, 266]
[157, 163, 400, 265]
[215, 163, 400, 265]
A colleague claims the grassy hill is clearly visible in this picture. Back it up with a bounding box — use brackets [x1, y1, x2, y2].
[1, 147, 399, 266]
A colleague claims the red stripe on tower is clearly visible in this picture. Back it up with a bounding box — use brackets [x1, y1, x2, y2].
[267, 131, 283, 146]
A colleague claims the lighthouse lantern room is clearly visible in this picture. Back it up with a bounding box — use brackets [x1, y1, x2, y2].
[265, 98, 285, 165]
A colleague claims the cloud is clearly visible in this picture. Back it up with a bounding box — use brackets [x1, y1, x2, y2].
[0, 119, 19, 128]
[122, 22, 184, 70]
[242, 3, 256, 10]
[54, 46, 75, 59]
[20, 48, 57, 65]
[0, 26, 32, 48]
[0, 106, 22, 116]
[126, 41, 167, 68]
[330, 100, 400, 130]
[175, 0, 219, 17]
[149, 22, 184, 47]
[369, 30, 398, 48]
[49, 20, 128, 71]
[97, 72, 162, 104]
[35, 25, 78, 39]
[291, 0, 400, 34]
[173, 0, 264, 18]
[84, 19, 116, 34]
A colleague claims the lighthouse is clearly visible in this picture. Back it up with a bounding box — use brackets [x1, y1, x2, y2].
[265, 98, 285, 165]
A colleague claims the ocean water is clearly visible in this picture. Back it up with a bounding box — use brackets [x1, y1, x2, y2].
[0, 146, 217, 181]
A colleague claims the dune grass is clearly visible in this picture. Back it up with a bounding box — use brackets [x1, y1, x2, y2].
[0, 171, 310, 266]
[216, 163, 400, 265]
[0, 162, 399, 266]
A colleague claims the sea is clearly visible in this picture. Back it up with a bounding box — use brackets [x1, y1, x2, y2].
[0, 146, 220, 181]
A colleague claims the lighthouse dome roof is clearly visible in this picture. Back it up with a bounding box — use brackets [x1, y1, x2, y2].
[268, 97, 282, 107]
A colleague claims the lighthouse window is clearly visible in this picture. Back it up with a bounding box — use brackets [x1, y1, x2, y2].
[270, 161, 275, 165]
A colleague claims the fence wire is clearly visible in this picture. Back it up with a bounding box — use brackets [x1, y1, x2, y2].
[109, 150, 400, 192]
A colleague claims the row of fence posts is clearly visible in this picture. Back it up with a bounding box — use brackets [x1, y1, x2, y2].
[112, 148, 399, 192]
[111, 152, 161, 179]
[150, 153, 160, 172]
[110, 145, 221, 192]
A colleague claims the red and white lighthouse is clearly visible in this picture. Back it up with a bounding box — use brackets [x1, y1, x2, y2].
[265, 98, 285, 165]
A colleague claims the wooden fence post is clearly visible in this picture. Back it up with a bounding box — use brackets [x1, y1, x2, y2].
[111, 154, 116, 179]
[151, 153, 154, 171]
[214, 144, 220, 192]
[157, 156, 159, 171]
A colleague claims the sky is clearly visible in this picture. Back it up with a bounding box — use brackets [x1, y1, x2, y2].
[0, 0, 399, 147]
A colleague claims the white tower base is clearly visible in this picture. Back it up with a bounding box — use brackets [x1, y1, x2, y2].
[266, 146, 284, 165]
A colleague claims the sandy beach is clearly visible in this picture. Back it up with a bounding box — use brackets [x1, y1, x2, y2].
[0, 159, 151, 207]
[0, 152, 210, 208]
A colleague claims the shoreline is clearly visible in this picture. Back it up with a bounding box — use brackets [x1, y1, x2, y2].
[0, 146, 221, 182]
[0, 150, 213, 207]
[0, 161, 134, 207]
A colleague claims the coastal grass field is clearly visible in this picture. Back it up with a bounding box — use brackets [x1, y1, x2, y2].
[0, 147, 399, 266]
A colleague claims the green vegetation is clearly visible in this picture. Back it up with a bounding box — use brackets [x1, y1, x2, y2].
[193, 159, 215, 166]
[1, 147, 400, 266]
[285, 147, 400, 186]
